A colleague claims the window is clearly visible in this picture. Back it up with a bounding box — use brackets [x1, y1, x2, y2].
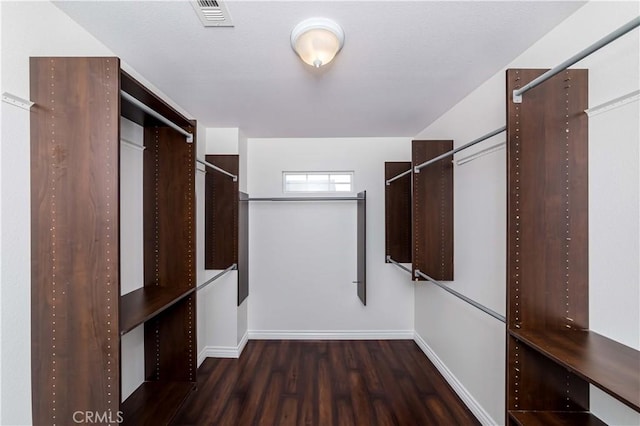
[283, 171, 353, 193]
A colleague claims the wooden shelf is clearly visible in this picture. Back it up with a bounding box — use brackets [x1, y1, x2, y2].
[121, 381, 194, 425]
[120, 286, 193, 335]
[510, 329, 640, 411]
[509, 410, 606, 426]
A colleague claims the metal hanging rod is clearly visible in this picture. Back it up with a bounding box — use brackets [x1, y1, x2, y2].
[195, 263, 237, 293]
[386, 256, 413, 275]
[385, 168, 412, 186]
[386, 127, 506, 183]
[120, 137, 146, 152]
[120, 90, 194, 143]
[513, 16, 640, 103]
[414, 126, 506, 173]
[196, 159, 238, 182]
[248, 196, 364, 202]
[414, 269, 505, 323]
[585, 89, 640, 117]
[135, 263, 236, 322]
[455, 141, 505, 166]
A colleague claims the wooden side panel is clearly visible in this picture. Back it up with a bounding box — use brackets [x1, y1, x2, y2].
[238, 192, 249, 306]
[204, 155, 239, 269]
[505, 69, 589, 413]
[144, 126, 196, 288]
[385, 162, 412, 263]
[30, 57, 121, 424]
[143, 124, 196, 384]
[506, 69, 589, 332]
[144, 295, 196, 383]
[412, 140, 454, 281]
[357, 191, 367, 305]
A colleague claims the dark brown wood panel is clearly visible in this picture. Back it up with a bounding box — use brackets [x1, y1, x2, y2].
[143, 123, 197, 385]
[145, 295, 197, 383]
[412, 140, 454, 281]
[121, 381, 194, 425]
[506, 69, 589, 331]
[172, 340, 480, 425]
[506, 69, 590, 417]
[385, 162, 412, 263]
[511, 329, 640, 411]
[507, 336, 588, 412]
[30, 57, 121, 424]
[143, 125, 196, 288]
[509, 410, 606, 426]
[357, 191, 367, 305]
[238, 191, 249, 305]
[204, 155, 239, 269]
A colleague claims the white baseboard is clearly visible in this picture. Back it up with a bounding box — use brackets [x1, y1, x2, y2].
[247, 329, 414, 340]
[197, 331, 249, 366]
[413, 331, 497, 426]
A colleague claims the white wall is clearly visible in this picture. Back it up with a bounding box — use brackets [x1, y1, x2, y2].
[0, 4, 4, 420]
[413, 2, 639, 425]
[0, 97, 31, 426]
[119, 118, 145, 402]
[197, 127, 247, 361]
[205, 127, 239, 155]
[0, 2, 195, 423]
[237, 130, 249, 343]
[247, 137, 415, 337]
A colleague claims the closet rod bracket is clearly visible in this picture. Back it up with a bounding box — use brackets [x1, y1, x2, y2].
[512, 90, 522, 104]
[2, 92, 34, 110]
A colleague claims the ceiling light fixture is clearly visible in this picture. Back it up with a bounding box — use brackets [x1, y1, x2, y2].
[291, 18, 345, 68]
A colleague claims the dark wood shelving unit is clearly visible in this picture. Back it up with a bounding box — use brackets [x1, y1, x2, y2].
[510, 329, 640, 411]
[121, 381, 194, 425]
[509, 411, 607, 426]
[505, 68, 640, 424]
[30, 57, 197, 425]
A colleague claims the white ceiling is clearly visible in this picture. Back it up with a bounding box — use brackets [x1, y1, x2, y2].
[54, 1, 585, 138]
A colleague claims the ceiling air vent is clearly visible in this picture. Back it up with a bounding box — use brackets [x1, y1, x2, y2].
[191, 0, 233, 27]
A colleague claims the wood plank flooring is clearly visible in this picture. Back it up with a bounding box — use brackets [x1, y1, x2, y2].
[172, 340, 480, 426]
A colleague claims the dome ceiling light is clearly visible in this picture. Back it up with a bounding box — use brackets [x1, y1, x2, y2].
[290, 18, 345, 68]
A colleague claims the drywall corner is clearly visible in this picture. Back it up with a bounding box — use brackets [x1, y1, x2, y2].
[237, 298, 248, 345]
[206, 127, 240, 155]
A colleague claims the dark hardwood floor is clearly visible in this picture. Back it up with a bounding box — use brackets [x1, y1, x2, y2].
[172, 340, 480, 426]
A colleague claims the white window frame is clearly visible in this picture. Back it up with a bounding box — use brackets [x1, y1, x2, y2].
[282, 171, 355, 194]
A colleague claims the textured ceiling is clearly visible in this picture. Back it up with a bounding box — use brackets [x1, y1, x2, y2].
[54, 1, 585, 138]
